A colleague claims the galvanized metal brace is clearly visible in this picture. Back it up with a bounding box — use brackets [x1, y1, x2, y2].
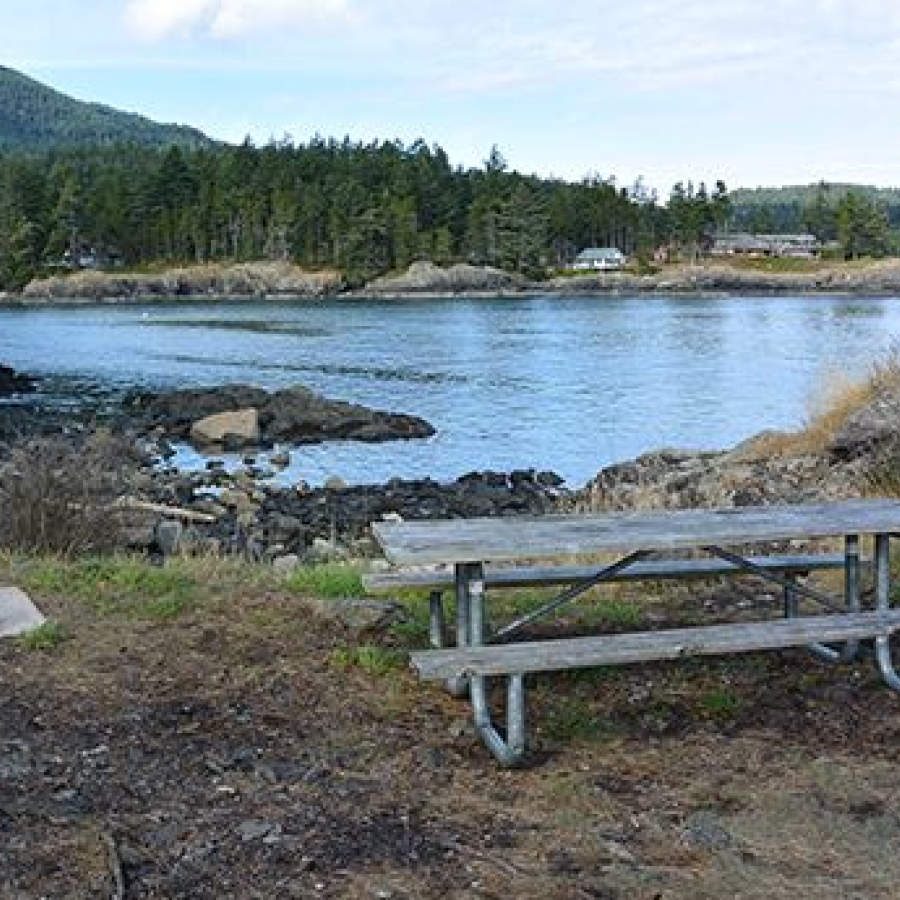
[448, 535, 900, 766]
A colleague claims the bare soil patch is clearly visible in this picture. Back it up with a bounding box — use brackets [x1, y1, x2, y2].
[3, 562, 900, 899]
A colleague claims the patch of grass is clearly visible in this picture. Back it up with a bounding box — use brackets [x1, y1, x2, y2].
[699, 688, 742, 720]
[576, 596, 643, 628]
[331, 644, 405, 676]
[285, 563, 364, 599]
[541, 696, 609, 743]
[21, 556, 199, 620]
[17, 620, 64, 651]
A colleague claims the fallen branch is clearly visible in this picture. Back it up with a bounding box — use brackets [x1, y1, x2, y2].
[110, 498, 217, 524]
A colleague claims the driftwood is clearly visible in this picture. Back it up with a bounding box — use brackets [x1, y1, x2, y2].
[109, 498, 217, 524]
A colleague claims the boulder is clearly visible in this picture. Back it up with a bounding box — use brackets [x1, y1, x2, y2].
[0, 364, 36, 398]
[0, 588, 46, 638]
[828, 391, 900, 460]
[190, 409, 260, 447]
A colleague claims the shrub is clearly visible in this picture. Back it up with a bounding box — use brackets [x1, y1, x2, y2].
[0, 433, 135, 556]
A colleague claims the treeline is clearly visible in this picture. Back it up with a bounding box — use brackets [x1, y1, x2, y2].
[730, 182, 897, 256]
[0, 138, 733, 290]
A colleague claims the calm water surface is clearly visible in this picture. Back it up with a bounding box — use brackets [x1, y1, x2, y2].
[1, 293, 899, 486]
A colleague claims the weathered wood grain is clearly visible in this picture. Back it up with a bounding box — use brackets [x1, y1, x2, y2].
[410, 611, 900, 679]
[373, 500, 900, 566]
[362, 553, 852, 593]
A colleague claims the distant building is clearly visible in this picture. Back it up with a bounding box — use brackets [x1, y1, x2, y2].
[572, 247, 627, 271]
[710, 233, 821, 259]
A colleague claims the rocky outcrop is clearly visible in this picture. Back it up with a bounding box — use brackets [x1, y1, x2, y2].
[364, 261, 526, 294]
[190, 409, 260, 448]
[128, 384, 435, 447]
[18, 263, 343, 302]
[0, 364, 36, 397]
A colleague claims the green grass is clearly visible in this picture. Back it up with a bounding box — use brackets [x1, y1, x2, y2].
[575, 596, 643, 628]
[331, 644, 406, 676]
[284, 563, 364, 599]
[17, 620, 64, 651]
[541, 696, 613, 743]
[699, 687, 742, 720]
[18, 556, 200, 620]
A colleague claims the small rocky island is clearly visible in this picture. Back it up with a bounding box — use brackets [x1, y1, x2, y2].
[125, 383, 435, 450]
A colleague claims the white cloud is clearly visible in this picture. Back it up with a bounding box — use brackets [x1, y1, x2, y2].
[125, 0, 357, 41]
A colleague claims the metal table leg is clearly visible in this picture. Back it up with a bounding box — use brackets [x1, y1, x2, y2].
[446, 564, 473, 698]
[873, 534, 900, 692]
[465, 561, 527, 766]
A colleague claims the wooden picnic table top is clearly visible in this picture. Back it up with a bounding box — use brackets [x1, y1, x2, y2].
[372, 498, 900, 567]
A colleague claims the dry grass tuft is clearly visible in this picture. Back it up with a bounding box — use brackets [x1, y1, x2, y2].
[737, 350, 900, 460]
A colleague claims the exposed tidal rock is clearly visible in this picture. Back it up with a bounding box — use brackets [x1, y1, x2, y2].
[140, 467, 569, 559]
[364, 261, 526, 295]
[126, 384, 435, 447]
[0, 364, 37, 397]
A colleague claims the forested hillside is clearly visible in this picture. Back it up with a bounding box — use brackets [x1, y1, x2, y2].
[0, 66, 214, 152]
[2, 140, 727, 289]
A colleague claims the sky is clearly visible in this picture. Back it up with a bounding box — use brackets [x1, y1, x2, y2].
[3, 0, 900, 193]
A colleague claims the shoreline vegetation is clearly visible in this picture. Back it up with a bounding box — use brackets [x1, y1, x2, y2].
[6, 257, 900, 305]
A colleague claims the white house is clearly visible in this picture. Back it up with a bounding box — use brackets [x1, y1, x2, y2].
[572, 247, 627, 271]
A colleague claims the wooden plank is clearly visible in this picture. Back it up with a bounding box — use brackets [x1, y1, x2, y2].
[410, 611, 900, 680]
[372, 500, 900, 566]
[362, 553, 853, 592]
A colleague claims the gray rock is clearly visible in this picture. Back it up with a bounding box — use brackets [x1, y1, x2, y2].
[273, 554, 301, 575]
[365, 260, 525, 294]
[190, 408, 260, 446]
[0, 587, 46, 637]
[683, 811, 734, 850]
[311, 596, 406, 630]
[154, 519, 183, 556]
[828, 390, 900, 459]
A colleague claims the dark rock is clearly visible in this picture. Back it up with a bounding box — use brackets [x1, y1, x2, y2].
[0, 364, 37, 398]
[132, 383, 435, 448]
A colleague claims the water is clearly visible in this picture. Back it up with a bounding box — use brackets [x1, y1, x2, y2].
[1, 292, 898, 487]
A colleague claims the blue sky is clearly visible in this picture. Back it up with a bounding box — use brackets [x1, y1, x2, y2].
[4, 0, 900, 193]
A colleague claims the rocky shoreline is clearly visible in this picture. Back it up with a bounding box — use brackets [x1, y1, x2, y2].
[7, 259, 900, 305]
[2, 357, 897, 567]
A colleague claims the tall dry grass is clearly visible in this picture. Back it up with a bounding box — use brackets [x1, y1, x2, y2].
[740, 350, 900, 461]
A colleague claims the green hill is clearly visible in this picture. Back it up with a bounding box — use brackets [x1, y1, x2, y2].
[0, 66, 216, 152]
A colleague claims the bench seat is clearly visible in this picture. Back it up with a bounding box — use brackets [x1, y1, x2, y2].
[412, 611, 900, 681]
[363, 553, 853, 594]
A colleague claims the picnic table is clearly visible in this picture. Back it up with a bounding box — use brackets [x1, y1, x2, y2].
[371, 499, 900, 766]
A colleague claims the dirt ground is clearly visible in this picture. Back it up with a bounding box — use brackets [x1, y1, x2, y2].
[3, 562, 900, 899]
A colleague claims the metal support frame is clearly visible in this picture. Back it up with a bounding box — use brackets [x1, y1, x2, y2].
[458, 561, 527, 766]
[444, 535, 900, 765]
[491, 550, 650, 642]
[704, 545, 844, 613]
[874, 534, 900, 692]
[783, 535, 861, 664]
[428, 590, 446, 648]
[446, 571, 472, 698]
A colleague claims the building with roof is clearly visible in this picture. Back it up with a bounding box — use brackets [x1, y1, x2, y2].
[710, 233, 822, 259]
[572, 247, 627, 271]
